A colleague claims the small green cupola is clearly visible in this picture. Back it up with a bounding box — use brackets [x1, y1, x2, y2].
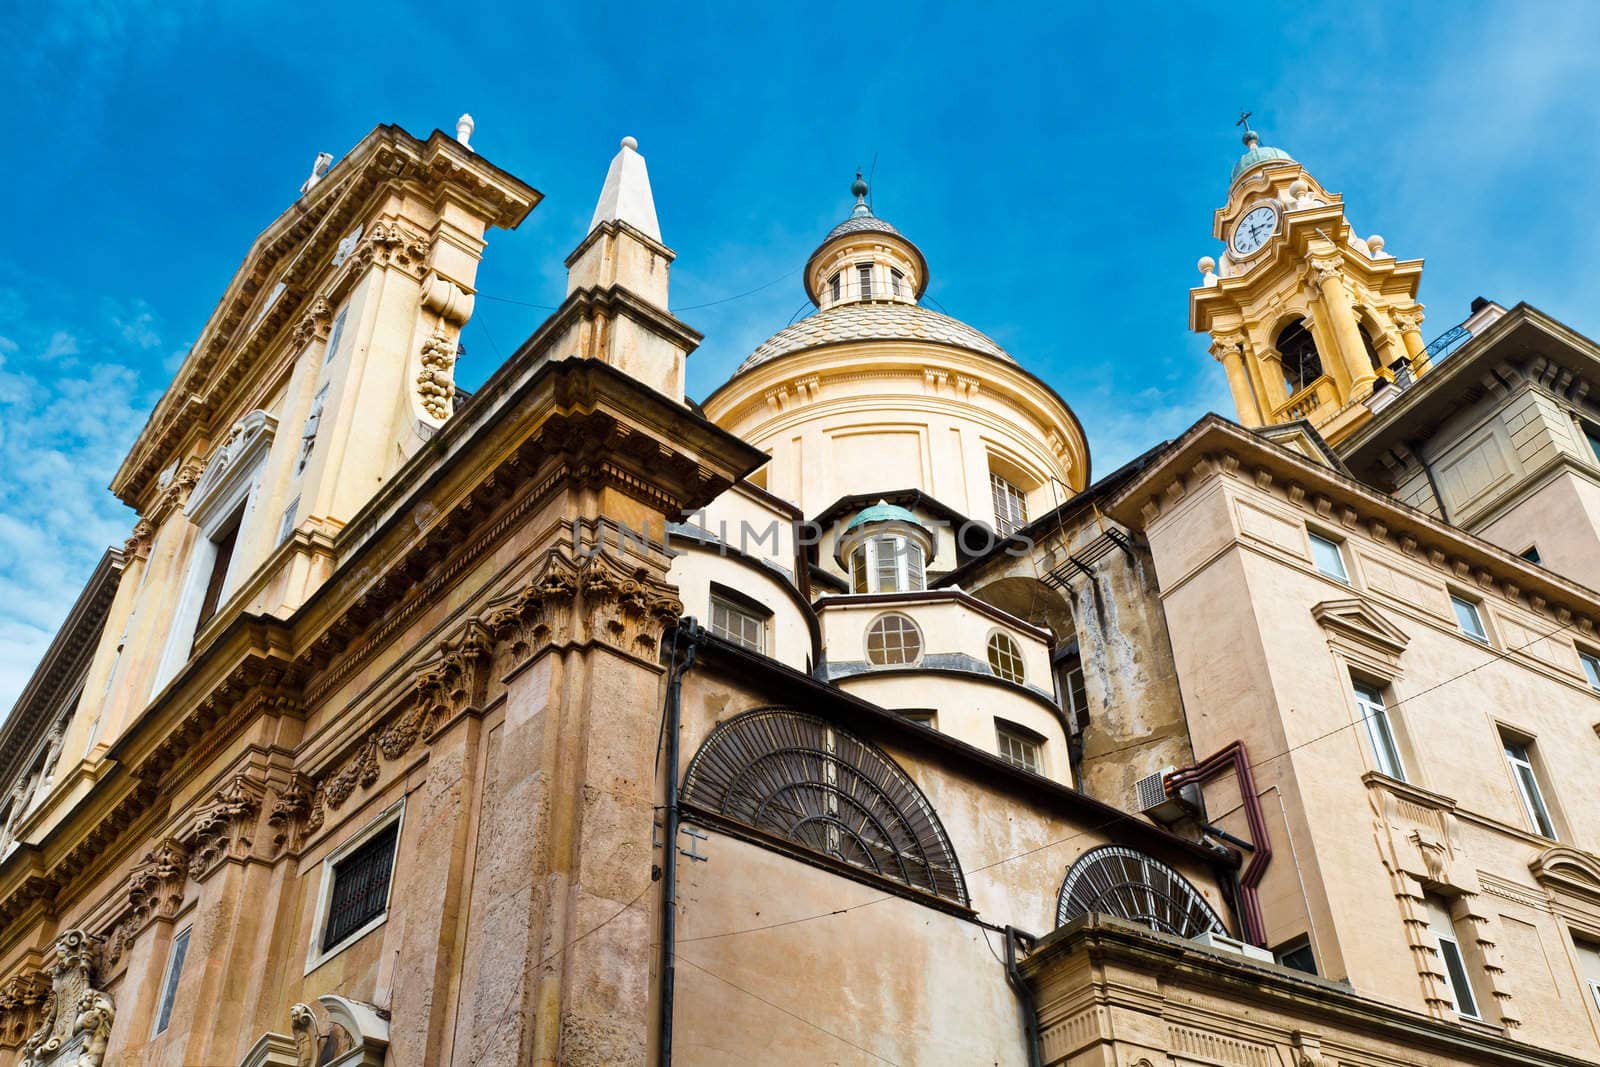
[1230, 125, 1295, 187]
[836, 500, 935, 592]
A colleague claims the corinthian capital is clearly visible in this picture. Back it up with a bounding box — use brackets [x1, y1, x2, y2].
[1209, 332, 1246, 361]
[1392, 309, 1424, 333]
[1310, 258, 1344, 287]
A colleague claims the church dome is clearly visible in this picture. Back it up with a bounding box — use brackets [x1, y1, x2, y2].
[821, 214, 903, 242]
[734, 302, 1015, 376]
[1230, 127, 1294, 186]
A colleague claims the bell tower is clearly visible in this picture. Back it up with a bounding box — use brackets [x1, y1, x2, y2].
[1189, 118, 1430, 445]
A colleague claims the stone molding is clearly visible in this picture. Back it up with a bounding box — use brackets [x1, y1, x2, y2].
[0, 971, 49, 1050]
[187, 409, 277, 532]
[1312, 596, 1410, 678]
[20, 929, 113, 1067]
[124, 838, 189, 933]
[181, 773, 266, 881]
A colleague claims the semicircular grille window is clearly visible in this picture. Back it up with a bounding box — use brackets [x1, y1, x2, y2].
[681, 709, 968, 905]
[1056, 844, 1226, 938]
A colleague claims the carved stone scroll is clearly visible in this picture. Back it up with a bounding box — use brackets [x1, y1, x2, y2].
[19, 930, 114, 1067]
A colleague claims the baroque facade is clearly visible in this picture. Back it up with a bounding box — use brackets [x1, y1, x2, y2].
[2, 116, 1600, 1066]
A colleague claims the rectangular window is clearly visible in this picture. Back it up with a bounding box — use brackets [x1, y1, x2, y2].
[322, 307, 349, 366]
[298, 384, 330, 475]
[1575, 937, 1600, 1014]
[996, 725, 1041, 773]
[709, 594, 767, 654]
[1064, 663, 1089, 730]
[1353, 681, 1405, 781]
[829, 273, 841, 302]
[990, 472, 1029, 536]
[153, 927, 191, 1036]
[320, 816, 401, 955]
[1502, 734, 1556, 838]
[890, 268, 904, 296]
[1426, 895, 1480, 1018]
[1580, 650, 1600, 693]
[1451, 595, 1488, 643]
[194, 506, 244, 641]
[1584, 423, 1600, 467]
[277, 497, 300, 546]
[1274, 936, 1317, 975]
[897, 709, 937, 729]
[1308, 532, 1349, 583]
[857, 263, 873, 300]
[850, 548, 868, 593]
[873, 535, 900, 591]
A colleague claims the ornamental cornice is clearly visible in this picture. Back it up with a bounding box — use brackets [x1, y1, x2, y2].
[181, 772, 267, 881]
[124, 838, 188, 932]
[1112, 420, 1600, 641]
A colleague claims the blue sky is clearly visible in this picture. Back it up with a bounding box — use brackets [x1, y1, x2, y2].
[3, 1, 1600, 708]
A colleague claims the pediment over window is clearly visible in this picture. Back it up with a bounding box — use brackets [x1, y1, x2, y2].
[1531, 846, 1600, 906]
[1313, 597, 1409, 676]
[187, 410, 277, 532]
[1254, 422, 1347, 472]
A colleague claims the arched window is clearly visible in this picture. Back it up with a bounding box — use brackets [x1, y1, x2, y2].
[850, 537, 926, 594]
[1276, 318, 1323, 396]
[866, 613, 922, 665]
[681, 709, 968, 904]
[1359, 323, 1383, 371]
[1056, 844, 1227, 938]
[986, 631, 1025, 683]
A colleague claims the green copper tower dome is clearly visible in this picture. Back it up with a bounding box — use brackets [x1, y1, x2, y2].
[1230, 126, 1294, 186]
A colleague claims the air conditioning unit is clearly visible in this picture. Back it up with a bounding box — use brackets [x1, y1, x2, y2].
[1134, 766, 1203, 825]
[1194, 930, 1274, 964]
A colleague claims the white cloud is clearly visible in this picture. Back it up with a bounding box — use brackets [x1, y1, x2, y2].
[0, 311, 156, 715]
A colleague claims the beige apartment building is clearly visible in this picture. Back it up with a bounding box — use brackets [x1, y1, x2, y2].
[1, 116, 1600, 1066]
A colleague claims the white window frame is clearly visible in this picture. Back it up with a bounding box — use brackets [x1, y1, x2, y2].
[996, 723, 1042, 773]
[990, 471, 1029, 536]
[306, 799, 405, 973]
[850, 536, 925, 594]
[1579, 649, 1600, 693]
[1502, 735, 1556, 838]
[151, 925, 191, 1037]
[864, 613, 923, 666]
[1427, 896, 1481, 1019]
[1450, 594, 1488, 644]
[708, 592, 767, 654]
[1353, 681, 1405, 781]
[1308, 531, 1349, 583]
[151, 411, 277, 695]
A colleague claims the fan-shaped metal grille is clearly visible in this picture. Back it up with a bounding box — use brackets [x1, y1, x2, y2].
[1056, 845, 1226, 938]
[681, 709, 968, 905]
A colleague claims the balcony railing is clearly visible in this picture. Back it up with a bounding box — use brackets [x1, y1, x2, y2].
[1272, 374, 1334, 423]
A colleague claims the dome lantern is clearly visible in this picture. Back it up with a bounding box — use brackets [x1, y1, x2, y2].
[803, 172, 929, 310]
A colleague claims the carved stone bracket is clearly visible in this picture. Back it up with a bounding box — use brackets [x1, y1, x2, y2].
[122, 519, 155, 561]
[352, 219, 430, 279]
[268, 774, 317, 856]
[125, 839, 190, 933]
[182, 774, 267, 880]
[19, 930, 114, 1067]
[0, 971, 49, 1050]
[292, 296, 334, 349]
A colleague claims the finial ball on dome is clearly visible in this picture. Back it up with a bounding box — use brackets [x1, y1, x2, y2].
[1198, 256, 1217, 275]
[851, 170, 869, 199]
[621, 135, 638, 151]
[1366, 233, 1386, 255]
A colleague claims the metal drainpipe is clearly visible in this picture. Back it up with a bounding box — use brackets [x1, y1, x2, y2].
[659, 620, 701, 1067]
[1003, 926, 1043, 1067]
[1165, 740, 1273, 947]
[1408, 437, 1452, 525]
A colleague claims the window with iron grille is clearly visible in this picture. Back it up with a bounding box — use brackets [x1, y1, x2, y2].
[986, 631, 1025, 684]
[680, 709, 968, 904]
[1056, 844, 1228, 939]
[321, 817, 400, 953]
[990, 472, 1028, 535]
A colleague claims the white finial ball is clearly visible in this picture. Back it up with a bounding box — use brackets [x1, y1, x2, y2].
[1198, 256, 1216, 276]
[1366, 233, 1386, 255]
[621, 136, 638, 151]
[1289, 179, 1309, 199]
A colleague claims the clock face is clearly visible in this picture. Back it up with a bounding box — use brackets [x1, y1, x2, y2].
[1231, 204, 1280, 257]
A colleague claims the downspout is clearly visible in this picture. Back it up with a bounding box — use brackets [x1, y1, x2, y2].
[1166, 741, 1272, 947]
[1003, 926, 1043, 1067]
[1408, 437, 1452, 525]
[659, 619, 702, 1067]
